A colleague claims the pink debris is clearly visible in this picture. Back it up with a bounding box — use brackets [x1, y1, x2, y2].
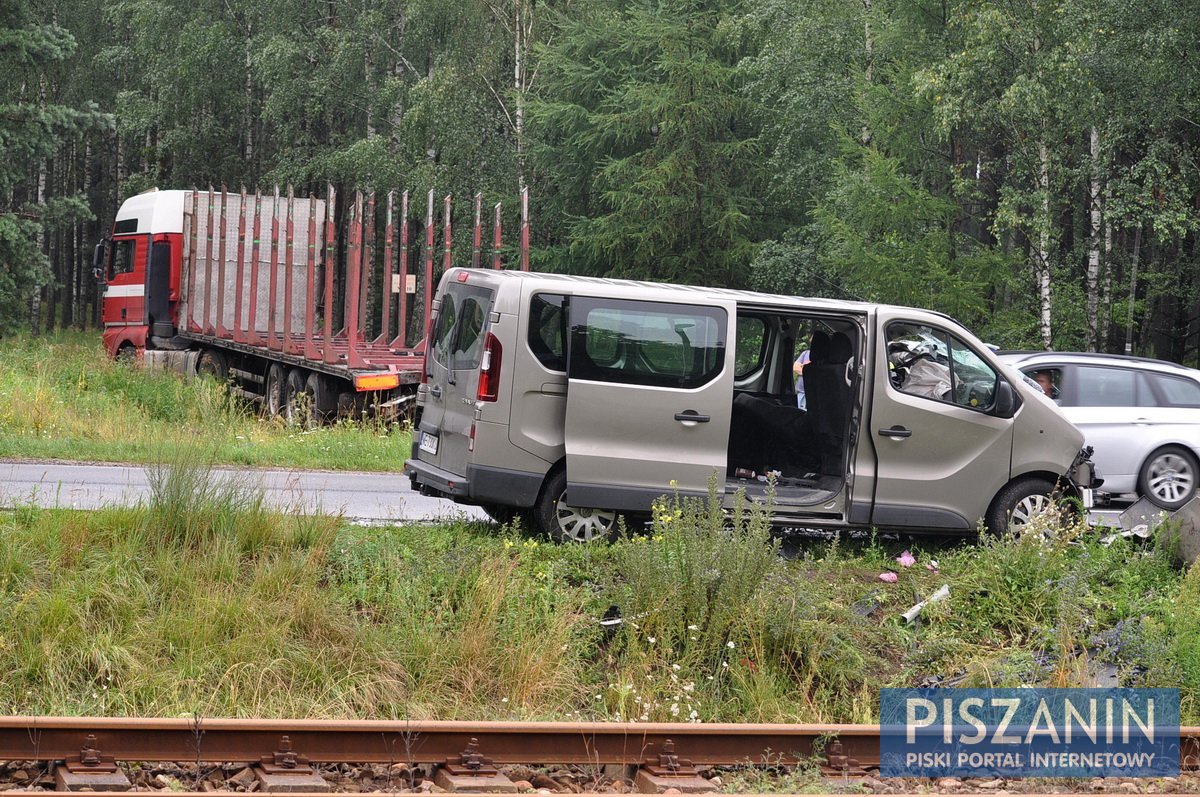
[878, 572, 899, 583]
[896, 550, 916, 568]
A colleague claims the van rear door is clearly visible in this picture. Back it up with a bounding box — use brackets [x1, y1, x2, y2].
[565, 292, 736, 511]
[417, 279, 495, 477]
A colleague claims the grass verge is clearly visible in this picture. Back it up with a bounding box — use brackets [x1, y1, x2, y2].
[0, 468, 1194, 722]
[0, 331, 410, 471]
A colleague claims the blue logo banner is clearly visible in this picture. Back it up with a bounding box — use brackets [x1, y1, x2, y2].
[880, 688, 1179, 778]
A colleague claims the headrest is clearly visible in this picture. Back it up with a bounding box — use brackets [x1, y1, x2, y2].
[829, 332, 853, 363]
[808, 331, 830, 362]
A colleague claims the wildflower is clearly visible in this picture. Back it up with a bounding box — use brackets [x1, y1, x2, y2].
[647, 636, 656, 645]
[687, 624, 698, 631]
[672, 663, 681, 672]
[726, 640, 736, 649]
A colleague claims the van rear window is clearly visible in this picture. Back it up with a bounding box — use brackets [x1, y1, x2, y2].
[528, 293, 567, 371]
[432, 284, 493, 371]
[569, 297, 726, 389]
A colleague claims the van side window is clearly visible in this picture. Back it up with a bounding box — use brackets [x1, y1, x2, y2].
[528, 293, 567, 371]
[431, 294, 458, 367]
[569, 297, 726, 389]
[735, 316, 767, 378]
[887, 322, 998, 410]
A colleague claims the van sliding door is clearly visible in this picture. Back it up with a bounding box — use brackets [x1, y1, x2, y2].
[565, 293, 736, 512]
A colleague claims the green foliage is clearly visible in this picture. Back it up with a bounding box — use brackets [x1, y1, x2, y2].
[529, 0, 765, 286]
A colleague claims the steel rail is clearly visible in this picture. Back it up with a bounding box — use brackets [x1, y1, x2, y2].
[0, 718, 876, 768]
[2, 718, 1197, 771]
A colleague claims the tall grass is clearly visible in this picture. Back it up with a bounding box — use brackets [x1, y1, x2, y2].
[0, 463, 1193, 722]
[0, 331, 409, 470]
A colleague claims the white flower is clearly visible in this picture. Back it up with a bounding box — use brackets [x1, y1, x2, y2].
[501, 698, 509, 703]
[687, 624, 699, 631]
[647, 636, 656, 644]
[726, 641, 736, 649]
[671, 663, 681, 672]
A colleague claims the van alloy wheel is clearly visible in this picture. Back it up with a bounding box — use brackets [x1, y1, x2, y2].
[554, 497, 617, 543]
[1009, 493, 1054, 526]
[985, 476, 1057, 536]
[1139, 446, 1198, 510]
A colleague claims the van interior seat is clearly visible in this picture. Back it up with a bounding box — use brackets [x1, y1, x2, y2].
[804, 331, 854, 475]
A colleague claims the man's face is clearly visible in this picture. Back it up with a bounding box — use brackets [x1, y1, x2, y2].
[1034, 373, 1053, 396]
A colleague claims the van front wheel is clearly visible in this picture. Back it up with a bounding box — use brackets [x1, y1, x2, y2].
[533, 470, 618, 543]
[985, 477, 1057, 536]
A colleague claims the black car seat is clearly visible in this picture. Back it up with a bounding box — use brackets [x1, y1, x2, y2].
[804, 331, 854, 475]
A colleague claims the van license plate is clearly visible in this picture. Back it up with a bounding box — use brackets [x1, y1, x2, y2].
[419, 432, 439, 456]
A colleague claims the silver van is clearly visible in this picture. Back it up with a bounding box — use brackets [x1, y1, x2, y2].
[405, 270, 1095, 541]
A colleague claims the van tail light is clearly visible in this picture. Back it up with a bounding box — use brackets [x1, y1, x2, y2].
[469, 422, 476, 452]
[477, 332, 502, 402]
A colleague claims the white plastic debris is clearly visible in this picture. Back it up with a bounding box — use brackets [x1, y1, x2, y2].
[901, 584, 950, 624]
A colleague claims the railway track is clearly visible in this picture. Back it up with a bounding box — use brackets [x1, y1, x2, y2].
[0, 717, 1195, 794]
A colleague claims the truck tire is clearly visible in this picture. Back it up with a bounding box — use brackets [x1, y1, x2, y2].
[197, 349, 228, 380]
[284, 368, 309, 426]
[985, 477, 1057, 536]
[1137, 445, 1198, 510]
[264, 364, 287, 417]
[531, 469, 618, 543]
[304, 371, 338, 422]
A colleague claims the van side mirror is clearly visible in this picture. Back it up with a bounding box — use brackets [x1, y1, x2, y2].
[992, 379, 1018, 419]
[92, 240, 107, 282]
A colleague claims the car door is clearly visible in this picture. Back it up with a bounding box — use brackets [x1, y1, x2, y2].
[564, 291, 736, 512]
[866, 313, 1015, 531]
[1055, 364, 1154, 493]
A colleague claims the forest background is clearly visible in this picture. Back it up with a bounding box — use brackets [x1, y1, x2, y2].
[3, 0, 1199, 362]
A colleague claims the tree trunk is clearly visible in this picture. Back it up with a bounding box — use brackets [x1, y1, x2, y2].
[1124, 225, 1142, 355]
[1036, 140, 1052, 350]
[861, 0, 873, 147]
[1085, 126, 1102, 351]
[514, 0, 527, 192]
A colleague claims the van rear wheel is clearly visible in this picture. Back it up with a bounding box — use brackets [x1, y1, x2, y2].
[533, 470, 618, 543]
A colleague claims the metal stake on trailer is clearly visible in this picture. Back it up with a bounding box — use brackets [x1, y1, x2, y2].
[472, 192, 483, 269]
[267, 186, 281, 351]
[304, 193, 319, 360]
[187, 189, 200, 333]
[202, 185, 215, 334]
[359, 192, 375, 340]
[233, 186, 247, 344]
[215, 187, 228, 338]
[377, 190, 395, 345]
[492, 202, 502, 270]
[392, 190, 410, 350]
[423, 190, 435, 346]
[247, 191, 263, 347]
[283, 185, 295, 354]
[322, 183, 337, 365]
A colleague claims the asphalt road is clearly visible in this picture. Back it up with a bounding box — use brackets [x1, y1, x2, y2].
[0, 460, 488, 524]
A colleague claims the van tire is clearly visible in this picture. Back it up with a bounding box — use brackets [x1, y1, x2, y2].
[1137, 445, 1198, 510]
[480, 503, 518, 526]
[985, 477, 1057, 536]
[532, 470, 618, 543]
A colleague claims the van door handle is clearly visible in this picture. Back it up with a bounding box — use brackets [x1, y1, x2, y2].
[675, 411, 710, 424]
[430, 385, 443, 399]
[878, 426, 912, 438]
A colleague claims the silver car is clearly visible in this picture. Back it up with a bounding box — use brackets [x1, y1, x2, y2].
[999, 352, 1200, 509]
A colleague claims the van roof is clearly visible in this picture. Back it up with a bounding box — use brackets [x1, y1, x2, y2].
[451, 267, 956, 321]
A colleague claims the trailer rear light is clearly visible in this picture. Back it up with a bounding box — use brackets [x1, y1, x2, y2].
[355, 373, 401, 391]
[477, 332, 502, 402]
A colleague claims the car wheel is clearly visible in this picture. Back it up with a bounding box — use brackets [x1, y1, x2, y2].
[480, 503, 519, 526]
[985, 477, 1058, 536]
[1137, 445, 1198, 511]
[532, 470, 618, 543]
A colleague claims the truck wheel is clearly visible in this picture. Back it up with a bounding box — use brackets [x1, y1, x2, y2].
[284, 368, 309, 426]
[985, 477, 1057, 536]
[532, 470, 618, 543]
[197, 349, 228, 379]
[264, 364, 287, 417]
[1137, 445, 1198, 510]
[304, 371, 338, 422]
